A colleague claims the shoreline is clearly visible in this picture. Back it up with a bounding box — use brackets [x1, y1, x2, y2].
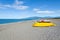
[0, 19, 60, 40]
[0, 19, 60, 31]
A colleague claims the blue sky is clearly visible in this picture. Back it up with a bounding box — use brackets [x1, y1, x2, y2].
[0, 0, 60, 19]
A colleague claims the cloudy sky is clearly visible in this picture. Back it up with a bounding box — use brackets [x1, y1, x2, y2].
[0, 0, 60, 19]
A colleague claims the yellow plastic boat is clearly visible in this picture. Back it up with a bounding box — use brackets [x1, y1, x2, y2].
[32, 20, 56, 27]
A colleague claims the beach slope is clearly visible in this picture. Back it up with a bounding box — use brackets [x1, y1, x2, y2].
[0, 19, 60, 40]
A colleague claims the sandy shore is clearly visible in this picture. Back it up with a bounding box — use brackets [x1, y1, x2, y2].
[0, 19, 60, 40]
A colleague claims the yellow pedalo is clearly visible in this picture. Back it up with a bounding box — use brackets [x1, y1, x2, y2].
[32, 20, 56, 27]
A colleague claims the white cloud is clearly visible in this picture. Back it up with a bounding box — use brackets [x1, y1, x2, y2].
[4, 5, 12, 8]
[0, 4, 7, 9]
[15, 0, 24, 5]
[37, 10, 55, 13]
[0, 0, 29, 10]
[33, 8, 40, 11]
[0, 7, 5, 9]
[33, 8, 55, 14]
[13, 5, 29, 10]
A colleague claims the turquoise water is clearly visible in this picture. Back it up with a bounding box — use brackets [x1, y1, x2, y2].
[0, 18, 39, 24]
[0, 19, 29, 24]
[0, 17, 40, 24]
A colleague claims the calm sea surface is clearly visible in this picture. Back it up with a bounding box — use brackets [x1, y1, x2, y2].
[0, 19, 39, 24]
[0, 19, 30, 24]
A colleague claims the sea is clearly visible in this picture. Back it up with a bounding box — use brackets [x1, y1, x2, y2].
[0, 18, 39, 24]
[0, 19, 29, 24]
[0, 17, 41, 24]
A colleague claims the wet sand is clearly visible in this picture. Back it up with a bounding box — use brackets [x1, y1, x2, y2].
[0, 19, 60, 40]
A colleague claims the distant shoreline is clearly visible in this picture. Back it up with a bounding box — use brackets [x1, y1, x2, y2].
[0, 18, 60, 25]
[0, 19, 60, 31]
